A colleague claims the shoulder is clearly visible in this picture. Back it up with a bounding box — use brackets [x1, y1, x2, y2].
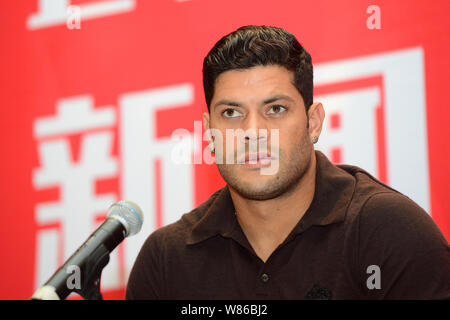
[126, 188, 225, 299]
[139, 187, 224, 252]
[338, 173, 450, 298]
[361, 191, 429, 224]
[359, 191, 446, 247]
[355, 191, 450, 283]
[353, 191, 450, 299]
[341, 165, 445, 245]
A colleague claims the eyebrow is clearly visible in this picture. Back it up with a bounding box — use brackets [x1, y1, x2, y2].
[212, 94, 295, 110]
[212, 99, 241, 109]
[263, 94, 295, 105]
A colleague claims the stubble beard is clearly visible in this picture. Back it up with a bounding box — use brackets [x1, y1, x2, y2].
[217, 132, 313, 201]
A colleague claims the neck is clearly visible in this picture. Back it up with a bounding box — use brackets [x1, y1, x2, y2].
[229, 151, 317, 262]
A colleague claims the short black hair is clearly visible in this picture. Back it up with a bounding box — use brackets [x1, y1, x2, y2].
[202, 25, 313, 112]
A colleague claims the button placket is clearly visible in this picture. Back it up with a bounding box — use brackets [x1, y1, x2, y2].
[255, 264, 271, 297]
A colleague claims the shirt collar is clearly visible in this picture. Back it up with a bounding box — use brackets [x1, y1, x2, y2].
[290, 151, 356, 236]
[186, 151, 356, 245]
[186, 186, 237, 245]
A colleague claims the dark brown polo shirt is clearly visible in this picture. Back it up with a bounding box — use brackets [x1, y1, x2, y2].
[126, 151, 450, 299]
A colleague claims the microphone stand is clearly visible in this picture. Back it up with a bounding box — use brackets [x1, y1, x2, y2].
[32, 200, 144, 300]
[73, 244, 110, 300]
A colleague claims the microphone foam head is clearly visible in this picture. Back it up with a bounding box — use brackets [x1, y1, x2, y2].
[107, 200, 144, 237]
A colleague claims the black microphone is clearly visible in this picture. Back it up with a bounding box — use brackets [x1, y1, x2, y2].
[31, 200, 143, 300]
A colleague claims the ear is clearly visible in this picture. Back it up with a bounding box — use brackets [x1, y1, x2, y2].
[203, 111, 210, 132]
[203, 111, 213, 143]
[307, 102, 325, 143]
[202, 111, 216, 154]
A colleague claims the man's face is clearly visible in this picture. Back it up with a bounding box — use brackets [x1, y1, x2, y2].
[203, 65, 322, 200]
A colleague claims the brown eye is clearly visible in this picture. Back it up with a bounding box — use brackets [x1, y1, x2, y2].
[268, 105, 286, 114]
[222, 108, 242, 118]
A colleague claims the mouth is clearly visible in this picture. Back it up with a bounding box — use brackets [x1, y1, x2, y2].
[239, 152, 275, 167]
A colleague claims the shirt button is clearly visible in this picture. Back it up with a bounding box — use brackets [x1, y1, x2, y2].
[261, 273, 269, 283]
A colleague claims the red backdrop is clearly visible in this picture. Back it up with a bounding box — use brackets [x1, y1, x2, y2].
[0, 0, 449, 300]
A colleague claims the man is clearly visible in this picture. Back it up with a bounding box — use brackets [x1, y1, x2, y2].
[126, 25, 450, 299]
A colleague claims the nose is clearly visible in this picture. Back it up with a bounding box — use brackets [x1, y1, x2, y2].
[242, 111, 269, 144]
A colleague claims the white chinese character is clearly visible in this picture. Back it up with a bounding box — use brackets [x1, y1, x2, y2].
[314, 48, 429, 213]
[316, 87, 380, 176]
[32, 95, 120, 291]
[119, 84, 195, 278]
